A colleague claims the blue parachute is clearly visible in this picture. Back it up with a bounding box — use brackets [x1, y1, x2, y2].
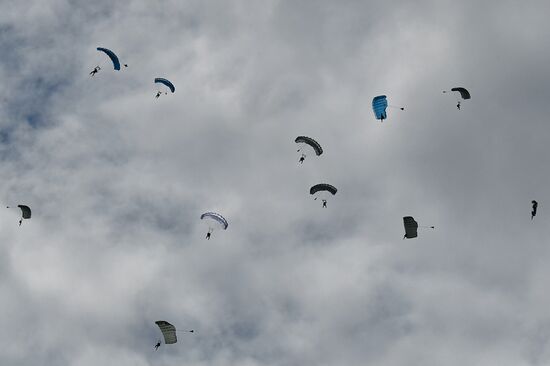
[154, 78, 176, 93]
[372, 95, 388, 121]
[97, 47, 121, 70]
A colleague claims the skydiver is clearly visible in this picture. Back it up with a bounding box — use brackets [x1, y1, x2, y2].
[154, 341, 161, 350]
[532, 200, 538, 220]
[18, 218, 22, 226]
[299, 154, 306, 164]
[89, 66, 101, 77]
[322, 199, 327, 208]
[206, 228, 213, 240]
[155, 91, 162, 98]
[456, 101, 461, 110]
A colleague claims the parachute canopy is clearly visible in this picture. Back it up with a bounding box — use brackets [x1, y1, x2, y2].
[200, 212, 228, 230]
[372, 95, 388, 121]
[403, 216, 418, 239]
[156, 321, 177, 344]
[451, 87, 471, 100]
[18, 205, 31, 219]
[295, 136, 323, 156]
[155, 78, 176, 93]
[97, 47, 121, 70]
[310, 183, 337, 195]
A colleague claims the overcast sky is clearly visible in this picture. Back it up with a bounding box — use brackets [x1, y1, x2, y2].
[1, 0, 550, 365]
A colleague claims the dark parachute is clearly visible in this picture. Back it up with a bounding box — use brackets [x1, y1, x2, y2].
[310, 184, 337, 195]
[18, 205, 31, 219]
[403, 216, 418, 239]
[97, 47, 124, 70]
[155, 321, 177, 345]
[295, 136, 323, 156]
[372, 95, 388, 121]
[451, 87, 471, 100]
[154, 78, 176, 93]
[532, 200, 538, 220]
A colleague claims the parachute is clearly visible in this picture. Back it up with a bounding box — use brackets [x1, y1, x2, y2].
[155, 321, 177, 344]
[403, 216, 418, 239]
[97, 47, 121, 70]
[154, 78, 176, 93]
[532, 200, 538, 220]
[18, 205, 31, 219]
[200, 212, 228, 230]
[310, 184, 337, 196]
[451, 87, 471, 100]
[295, 136, 323, 156]
[372, 95, 388, 121]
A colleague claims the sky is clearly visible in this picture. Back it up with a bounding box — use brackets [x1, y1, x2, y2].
[1, 0, 550, 365]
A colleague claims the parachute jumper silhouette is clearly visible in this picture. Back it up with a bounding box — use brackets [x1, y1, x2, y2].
[155, 321, 194, 346]
[154, 78, 176, 94]
[295, 136, 322, 163]
[443, 87, 471, 109]
[96, 47, 127, 70]
[372, 95, 404, 121]
[403, 216, 434, 239]
[532, 200, 538, 220]
[310, 183, 337, 207]
[201, 212, 228, 239]
[7, 205, 31, 226]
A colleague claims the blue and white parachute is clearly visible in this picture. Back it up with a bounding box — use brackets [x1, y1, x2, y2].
[154, 78, 176, 93]
[97, 47, 121, 70]
[200, 212, 228, 230]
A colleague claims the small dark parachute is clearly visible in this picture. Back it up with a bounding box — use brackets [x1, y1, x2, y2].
[451, 87, 471, 100]
[310, 183, 337, 196]
[403, 216, 434, 239]
[403, 216, 418, 239]
[532, 200, 538, 220]
[295, 136, 323, 156]
[155, 321, 177, 345]
[97, 48, 121, 70]
[154, 78, 176, 93]
[18, 205, 31, 219]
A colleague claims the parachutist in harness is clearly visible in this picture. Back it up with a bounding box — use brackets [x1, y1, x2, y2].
[322, 199, 327, 208]
[206, 228, 213, 240]
[457, 102, 461, 110]
[299, 154, 306, 164]
[154, 341, 161, 350]
[155, 91, 162, 98]
[532, 200, 538, 220]
[19, 218, 22, 226]
[89, 66, 101, 76]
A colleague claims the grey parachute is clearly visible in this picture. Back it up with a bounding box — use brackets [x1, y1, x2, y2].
[200, 212, 228, 229]
[295, 136, 323, 156]
[156, 321, 177, 344]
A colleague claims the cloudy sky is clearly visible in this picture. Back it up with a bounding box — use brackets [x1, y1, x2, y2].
[1, 0, 550, 365]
